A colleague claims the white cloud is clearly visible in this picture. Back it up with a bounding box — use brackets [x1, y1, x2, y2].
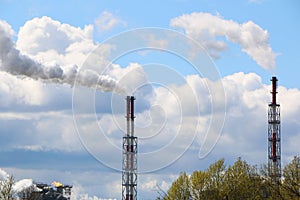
[0, 71, 45, 106]
[0, 19, 14, 37]
[139, 174, 172, 192]
[0, 168, 9, 180]
[148, 72, 300, 166]
[15, 16, 97, 71]
[1, 70, 300, 198]
[13, 179, 33, 193]
[94, 11, 126, 32]
[32, 111, 83, 152]
[3, 69, 298, 172]
[170, 12, 276, 70]
[106, 63, 148, 95]
[71, 184, 117, 200]
[0, 110, 84, 152]
[0, 17, 123, 94]
[17, 16, 94, 59]
[145, 34, 169, 49]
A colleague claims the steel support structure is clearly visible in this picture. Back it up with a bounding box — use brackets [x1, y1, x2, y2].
[268, 76, 281, 184]
[122, 96, 137, 200]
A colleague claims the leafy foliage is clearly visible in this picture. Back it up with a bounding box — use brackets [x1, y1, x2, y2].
[223, 158, 262, 199]
[160, 157, 300, 199]
[165, 172, 190, 200]
[281, 156, 300, 199]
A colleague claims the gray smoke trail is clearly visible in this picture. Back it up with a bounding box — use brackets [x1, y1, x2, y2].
[0, 23, 123, 94]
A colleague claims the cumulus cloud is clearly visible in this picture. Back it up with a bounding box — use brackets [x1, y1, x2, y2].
[140, 174, 171, 192]
[2, 72, 300, 198]
[16, 16, 96, 68]
[13, 179, 34, 193]
[17, 16, 94, 57]
[170, 12, 276, 70]
[0, 18, 124, 94]
[0, 20, 14, 37]
[76, 71, 300, 172]
[108, 63, 148, 95]
[144, 72, 300, 166]
[95, 11, 126, 32]
[0, 110, 84, 152]
[71, 184, 117, 200]
[0, 71, 44, 106]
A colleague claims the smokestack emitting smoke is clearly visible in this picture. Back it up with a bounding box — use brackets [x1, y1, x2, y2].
[0, 21, 124, 93]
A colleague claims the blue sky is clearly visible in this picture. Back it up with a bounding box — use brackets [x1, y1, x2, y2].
[0, 0, 300, 199]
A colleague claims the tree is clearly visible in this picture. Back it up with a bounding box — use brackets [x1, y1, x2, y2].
[223, 158, 262, 199]
[190, 170, 209, 199]
[205, 158, 226, 199]
[160, 156, 300, 200]
[260, 163, 286, 200]
[0, 175, 15, 200]
[165, 172, 190, 200]
[162, 159, 226, 200]
[282, 156, 300, 199]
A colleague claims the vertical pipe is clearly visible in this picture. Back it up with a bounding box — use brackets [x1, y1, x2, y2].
[268, 76, 281, 185]
[272, 132, 276, 161]
[271, 77, 277, 164]
[271, 76, 277, 105]
[130, 96, 135, 199]
[131, 96, 135, 136]
[127, 96, 131, 136]
[123, 96, 137, 200]
[130, 96, 135, 121]
[126, 96, 130, 199]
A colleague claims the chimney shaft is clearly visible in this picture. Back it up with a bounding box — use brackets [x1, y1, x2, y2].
[130, 96, 135, 121]
[268, 76, 281, 185]
[122, 96, 137, 200]
[271, 76, 277, 105]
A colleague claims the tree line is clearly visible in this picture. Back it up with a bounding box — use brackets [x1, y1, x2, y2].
[157, 156, 300, 200]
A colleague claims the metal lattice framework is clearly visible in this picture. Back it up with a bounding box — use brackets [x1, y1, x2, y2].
[268, 76, 281, 183]
[122, 96, 137, 200]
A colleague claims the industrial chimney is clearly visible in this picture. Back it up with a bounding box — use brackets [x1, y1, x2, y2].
[268, 76, 281, 184]
[122, 96, 137, 200]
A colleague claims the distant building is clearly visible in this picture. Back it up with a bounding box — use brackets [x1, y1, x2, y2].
[26, 183, 72, 200]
